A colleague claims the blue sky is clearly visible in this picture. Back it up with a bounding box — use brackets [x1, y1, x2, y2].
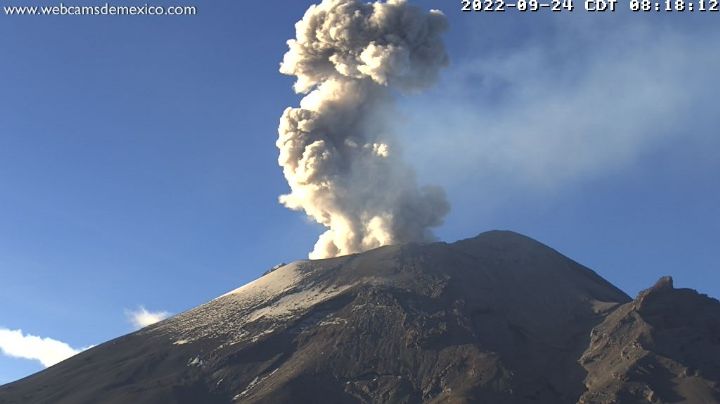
[1, 0, 718, 384]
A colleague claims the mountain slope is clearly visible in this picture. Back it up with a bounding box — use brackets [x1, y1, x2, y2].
[580, 276, 720, 403]
[1, 231, 716, 403]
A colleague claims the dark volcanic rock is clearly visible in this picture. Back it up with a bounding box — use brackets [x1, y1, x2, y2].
[579, 276, 720, 403]
[0, 231, 717, 403]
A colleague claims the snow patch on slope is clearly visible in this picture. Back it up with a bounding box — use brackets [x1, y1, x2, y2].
[218, 261, 307, 300]
[155, 260, 354, 348]
[247, 284, 351, 322]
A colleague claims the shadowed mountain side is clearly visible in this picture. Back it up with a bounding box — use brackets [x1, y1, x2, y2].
[3, 231, 715, 403]
[580, 276, 720, 403]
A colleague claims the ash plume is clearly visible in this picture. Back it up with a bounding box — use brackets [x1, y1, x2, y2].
[277, 0, 450, 259]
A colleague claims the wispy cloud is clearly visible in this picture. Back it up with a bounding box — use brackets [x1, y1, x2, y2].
[0, 328, 83, 368]
[396, 16, 720, 195]
[126, 306, 171, 329]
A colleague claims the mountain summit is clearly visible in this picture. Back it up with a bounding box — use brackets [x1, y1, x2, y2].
[1, 231, 718, 403]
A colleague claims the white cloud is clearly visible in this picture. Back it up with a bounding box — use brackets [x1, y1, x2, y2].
[0, 328, 83, 368]
[126, 306, 170, 329]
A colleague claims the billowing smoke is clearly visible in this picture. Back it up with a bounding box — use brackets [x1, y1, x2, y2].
[277, 0, 450, 259]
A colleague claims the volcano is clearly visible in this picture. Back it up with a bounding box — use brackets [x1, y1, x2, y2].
[1, 231, 718, 403]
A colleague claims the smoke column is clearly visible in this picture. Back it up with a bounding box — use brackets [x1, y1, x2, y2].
[277, 0, 450, 259]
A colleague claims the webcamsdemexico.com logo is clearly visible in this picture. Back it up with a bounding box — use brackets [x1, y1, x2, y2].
[3, 3, 197, 16]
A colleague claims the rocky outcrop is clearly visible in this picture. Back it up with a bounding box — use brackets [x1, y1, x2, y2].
[580, 276, 720, 403]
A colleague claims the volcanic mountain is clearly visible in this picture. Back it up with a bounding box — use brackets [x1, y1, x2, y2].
[1, 231, 718, 403]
